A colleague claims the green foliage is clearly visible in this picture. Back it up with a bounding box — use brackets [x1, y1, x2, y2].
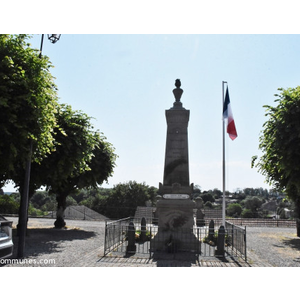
[0, 194, 19, 214]
[133, 230, 152, 242]
[104, 181, 158, 219]
[244, 196, 263, 214]
[66, 196, 77, 207]
[203, 231, 231, 246]
[0, 34, 60, 186]
[241, 209, 255, 218]
[203, 231, 218, 246]
[253, 87, 300, 219]
[211, 188, 222, 199]
[27, 203, 45, 216]
[29, 191, 56, 211]
[26, 104, 116, 227]
[227, 203, 242, 217]
[34, 104, 117, 194]
[40, 198, 57, 212]
[204, 201, 213, 209]
[0, 35, 117, 226]
[201, 193, 215, 203]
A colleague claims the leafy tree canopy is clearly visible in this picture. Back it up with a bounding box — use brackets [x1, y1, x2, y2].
[27, 104, 117, 227]
[227, 203, 242, 217]
[47, 105, 116, 193]
[104, 181, 158, 219]
[0, 34, 59, 186]
[253, 87, 300, 234]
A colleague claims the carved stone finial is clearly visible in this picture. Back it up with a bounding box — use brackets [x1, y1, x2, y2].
[172, 79, 183, 104]
[175, 79, 181, 88]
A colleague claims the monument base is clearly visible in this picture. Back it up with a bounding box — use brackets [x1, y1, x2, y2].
[152, 192, 199, 254]
[155, 198, 196, 229]
[150, 229, 200, 254]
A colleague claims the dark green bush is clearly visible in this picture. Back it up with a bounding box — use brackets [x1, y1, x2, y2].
[241, 208, 255, 218]
[0, 194, 19, 214]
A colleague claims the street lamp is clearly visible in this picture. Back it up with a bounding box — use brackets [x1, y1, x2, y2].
[18, 34, 61, 258]
[48, 34, 61, 44]
[39, 34, 61, 58]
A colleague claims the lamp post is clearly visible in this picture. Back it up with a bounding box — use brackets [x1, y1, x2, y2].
[17, 34, 61, 258]
[39, 34, 61, 58]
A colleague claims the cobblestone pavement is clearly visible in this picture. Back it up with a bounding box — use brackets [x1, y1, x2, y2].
[3, 217, 300, 267]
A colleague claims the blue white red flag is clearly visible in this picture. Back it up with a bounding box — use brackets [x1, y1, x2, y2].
[223, 87, 237, 140]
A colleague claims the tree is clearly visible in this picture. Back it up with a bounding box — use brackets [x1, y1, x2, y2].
[244, 196, 263, 216]
[252, 87, 300, 236]
[0, 35, 59, 185]
[0, 34, 60, 249]
[104, 181, 158, 219]
[201, 193, 215, 203]
[227, 203, 242, 217]
[31, 105, 117, 228]
[78, 189, 110, 213]
[0, 194, 19, 214]
[241, 209, 254, 218]
[204, 201, 213, 209]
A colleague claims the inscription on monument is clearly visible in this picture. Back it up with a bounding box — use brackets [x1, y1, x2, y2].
[163, 194, 189, 199]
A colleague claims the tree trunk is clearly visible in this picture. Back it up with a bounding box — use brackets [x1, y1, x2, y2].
[54, 193, 67, 228]
[17, 182, 35, 236]
[295, 199, 300, 237]
[297, 219, 300, 238]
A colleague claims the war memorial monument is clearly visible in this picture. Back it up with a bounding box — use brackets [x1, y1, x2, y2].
[152, 79, 199, 253]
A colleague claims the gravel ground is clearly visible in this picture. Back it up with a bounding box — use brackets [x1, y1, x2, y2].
[1, 217, 106, 267]
[2, 217, 300, 267]
[246, 227, 300, 267]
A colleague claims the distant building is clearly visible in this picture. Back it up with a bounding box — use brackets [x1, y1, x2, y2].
[201, 209, 222, 220]
[261, 200, 277, 213]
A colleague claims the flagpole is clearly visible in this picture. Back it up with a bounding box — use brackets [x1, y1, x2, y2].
[222, 81, 227, 227]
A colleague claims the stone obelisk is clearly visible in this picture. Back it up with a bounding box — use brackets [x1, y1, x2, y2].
[156, 79, 196, 233]
[162, 79, 191, 191]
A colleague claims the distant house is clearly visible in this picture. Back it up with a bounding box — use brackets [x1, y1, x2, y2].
[261, 200, 277, 213]
[201, 209, 222, 220]
[283, 208, 292, 219]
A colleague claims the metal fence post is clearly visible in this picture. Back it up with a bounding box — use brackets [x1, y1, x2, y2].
[104, 220, 108, 256]
[231, 224, 234, 250]
[244, 226, 247, 262]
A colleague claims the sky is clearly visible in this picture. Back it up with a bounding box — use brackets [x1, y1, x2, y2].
[2, 2, 300, 194]
[3, 33, 300, 193]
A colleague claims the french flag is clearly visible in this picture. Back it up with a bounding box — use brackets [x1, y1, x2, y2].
[223, 87, 237, 140]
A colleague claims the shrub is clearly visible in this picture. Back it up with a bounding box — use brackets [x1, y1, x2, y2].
[0, 195, 19, 214]
[227, 203, 242, 217]
[203, 231, 231, 246]
[28, 204, 45, 216]
[204, 201, 213, 209]
[241, 208, 255, 218]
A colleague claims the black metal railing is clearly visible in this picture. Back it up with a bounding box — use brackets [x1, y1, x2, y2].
[225, 221, 247, 261]
[104, 217, 132, 256]
[103, 218, 247, 261]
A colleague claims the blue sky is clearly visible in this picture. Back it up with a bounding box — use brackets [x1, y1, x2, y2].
[3, 33, 300, 193]
[2, 0, 300, 193]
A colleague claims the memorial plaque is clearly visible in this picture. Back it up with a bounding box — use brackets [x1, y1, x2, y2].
[163, 194, 189, 199]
